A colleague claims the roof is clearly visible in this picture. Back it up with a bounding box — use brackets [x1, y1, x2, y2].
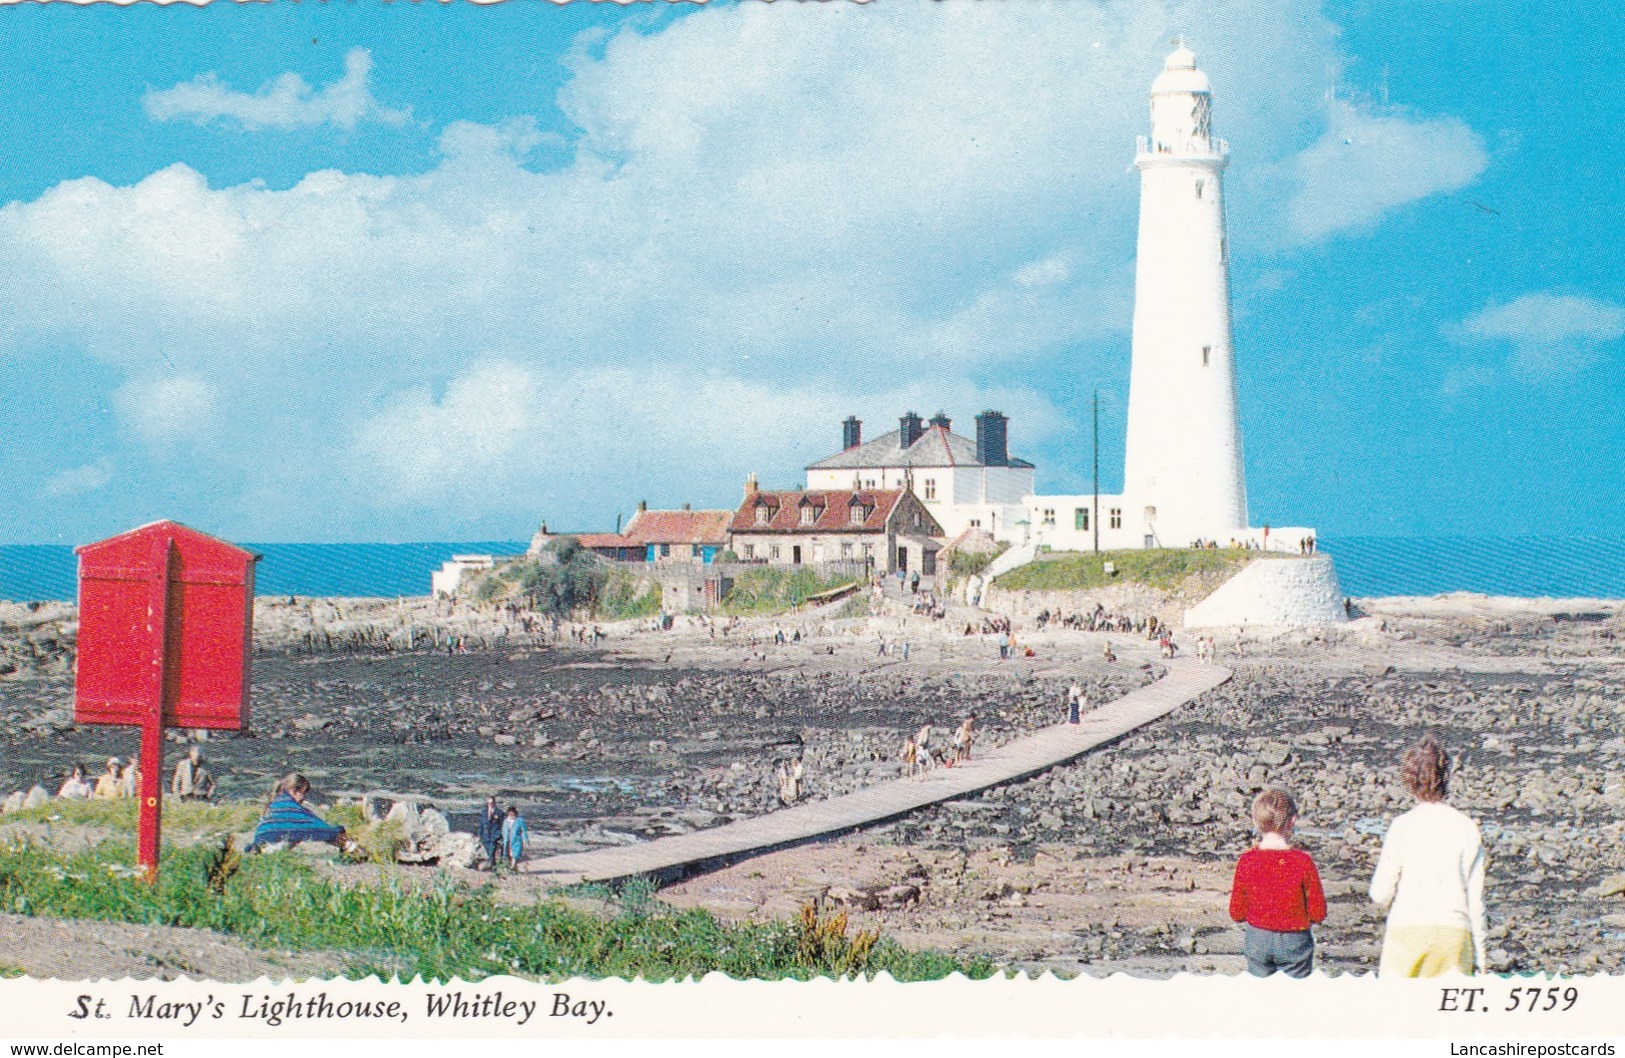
[574, 534, 636, 551]
[621, 509, 732, 546]
[730, 489, 906, 535]
[806, 425, 1033, 471]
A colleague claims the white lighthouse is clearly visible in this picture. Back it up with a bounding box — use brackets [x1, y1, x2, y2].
[1120, 45, 1249, 548]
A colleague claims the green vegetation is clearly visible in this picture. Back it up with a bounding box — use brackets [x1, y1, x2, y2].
[466, 538, 661, 620]
[948, 542, 1009, 582]
[597, 567, 663, 621]
[832, 593, 869, 620]
[0, 837, 991, 983]
[722, 568, 855, 615]
[991, 547, 1261, 593]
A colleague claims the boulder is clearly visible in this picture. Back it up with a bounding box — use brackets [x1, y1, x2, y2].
[1, 791, 24, 814]
[1591, 873, 1625, 899]
[384, 799, 420, 834]
[433, 832, 482, 870]
[828, 885, 880, 911]
[23, 785, 50, 810]
[1256, 742, 1291, 767]
[414, 806, 451, 845]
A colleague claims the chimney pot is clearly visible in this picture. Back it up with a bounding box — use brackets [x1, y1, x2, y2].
[975, 410, 1010, 467]
[899, 411, 924, 448]
[842, 415, 862, 450]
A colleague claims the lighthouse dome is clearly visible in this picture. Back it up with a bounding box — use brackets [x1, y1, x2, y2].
[1151, 45, 1211, 95]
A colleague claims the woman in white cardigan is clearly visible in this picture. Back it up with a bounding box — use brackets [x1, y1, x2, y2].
[1369, 736, 1487, 976]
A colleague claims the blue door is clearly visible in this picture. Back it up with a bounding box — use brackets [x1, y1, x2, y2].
[702, 546, 717, 563]
[647, 544, 657, 562]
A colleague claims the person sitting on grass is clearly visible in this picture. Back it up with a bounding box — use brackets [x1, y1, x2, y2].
[170, 746, 215, 800]
[94, 757, 123, 799]
[248, 773, 355, 854]
[502, 806, 528, 870]
[1228, 788, 1327, 978]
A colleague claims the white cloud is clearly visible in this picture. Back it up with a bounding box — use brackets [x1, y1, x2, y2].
[143, 49, 408, 132]
[115, 375, 218, 442]
[41, 459, 113, 499]
[1288, 99, 1488, 240]
[0, 2, 1488, 536]
[1456, 293, 1625, 375]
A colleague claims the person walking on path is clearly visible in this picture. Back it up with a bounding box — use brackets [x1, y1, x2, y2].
[952, 715, 976, 764]
[501, 806, 528, 869]
[1229, 788, 1327, 978]
[477, 795, 505, 870]
[1067, 683, 1083, 725]
[248, 773, 353, 853]
[1369, 736, 1487, 977]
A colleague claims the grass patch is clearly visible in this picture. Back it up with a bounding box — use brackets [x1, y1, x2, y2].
[832, 594, 869, 620]
[0, 839, 992, 983]
[723, 568, 855, 616]
[0, 798, 262, 837]
[948, 543, 1008, 582]
[596, 568, 662, 621]
[992, 547, 1262, 593]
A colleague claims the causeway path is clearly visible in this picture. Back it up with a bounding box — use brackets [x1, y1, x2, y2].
[523, 658, 1232, 886]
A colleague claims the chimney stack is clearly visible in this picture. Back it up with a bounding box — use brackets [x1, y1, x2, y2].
[899, 411, 924, 448]
[975, 410, 1009, 467]
[744, 472, 759, 500]
[638, 499, 648, 512]
[928, 411, 952, 433]
[842, 415, 862, 450]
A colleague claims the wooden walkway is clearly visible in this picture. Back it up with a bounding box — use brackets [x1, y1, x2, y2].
[522, 658, 1232, 886]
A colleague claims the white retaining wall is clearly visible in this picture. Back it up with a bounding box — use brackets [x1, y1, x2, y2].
[1183, 555, 1347, 629]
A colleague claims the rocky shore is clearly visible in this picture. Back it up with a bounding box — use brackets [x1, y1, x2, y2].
[3, 590, 1623, 976]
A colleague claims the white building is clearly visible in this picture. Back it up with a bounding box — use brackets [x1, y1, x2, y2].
[805, 411, 1033, 542]
[431, 554, 495, 598]
[1028, 45, 1311, 554]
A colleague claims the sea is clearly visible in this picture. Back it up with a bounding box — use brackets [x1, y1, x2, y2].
[0, 536, 1622, 602]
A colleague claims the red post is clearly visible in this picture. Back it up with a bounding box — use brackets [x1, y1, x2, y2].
[75, 521, 257, 884]
[138, 536, 174, 882]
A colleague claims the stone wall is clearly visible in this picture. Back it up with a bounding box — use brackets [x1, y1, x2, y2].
[1183, 555, 1347, 629]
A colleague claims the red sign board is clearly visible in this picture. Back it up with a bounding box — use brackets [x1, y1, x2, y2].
[73, 521, 258, 878]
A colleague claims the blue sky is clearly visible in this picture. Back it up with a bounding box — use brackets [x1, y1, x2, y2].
[0, 1, 1618, 544]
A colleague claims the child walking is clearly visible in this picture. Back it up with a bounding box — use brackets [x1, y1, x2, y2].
[1228, 788, 1327, 978]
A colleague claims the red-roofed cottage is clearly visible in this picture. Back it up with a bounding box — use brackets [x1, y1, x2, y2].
[728, 476, 944, 575]
[529, 504, 732, 564]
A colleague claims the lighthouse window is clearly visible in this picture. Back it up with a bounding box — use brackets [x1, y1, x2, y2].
[1202, 345, 1211, 367]
[924, 478, 936, 500]
[1042, 508, 1056, 526]
[1195, 178, 1205, 199]
[1075, 508, 1089, 531]
[1109, 508, 1122, 529]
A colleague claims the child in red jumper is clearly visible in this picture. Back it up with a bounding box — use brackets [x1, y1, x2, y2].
[1229, 788, 1328, 978]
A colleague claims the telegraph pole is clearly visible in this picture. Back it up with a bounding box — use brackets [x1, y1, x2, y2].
[1092, 389, 1101, 554]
